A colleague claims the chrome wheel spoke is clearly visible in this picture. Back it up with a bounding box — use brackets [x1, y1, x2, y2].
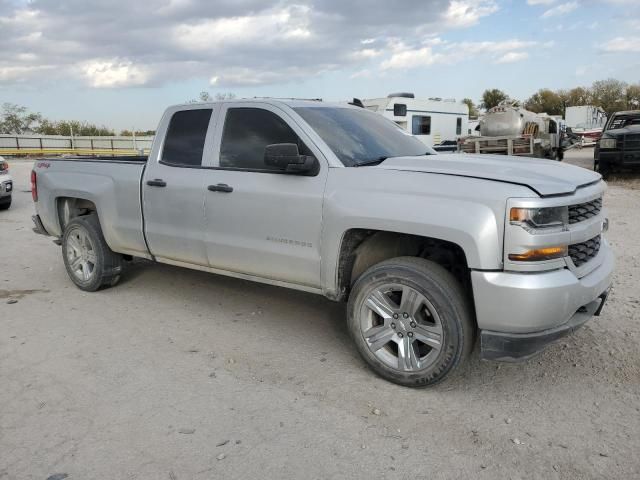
[81, 262, 91, 280]
[414, 323, 443, 350]
[364, 325, 395, 351]
[69, 255, 82, 270]
[398, 336, 420, 371]
[365, 290, 396, 320]
[400, 286, 421, 316]
[85, 250, 97, 264]
[67, 235, 81, 254]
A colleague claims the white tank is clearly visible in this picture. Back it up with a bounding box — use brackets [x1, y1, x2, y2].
[480, 105, 543, 137]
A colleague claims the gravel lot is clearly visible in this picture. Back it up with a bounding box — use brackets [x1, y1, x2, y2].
[1, 150, 639, 480]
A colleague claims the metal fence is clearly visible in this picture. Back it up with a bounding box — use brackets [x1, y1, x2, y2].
[0, 134, 154, 156]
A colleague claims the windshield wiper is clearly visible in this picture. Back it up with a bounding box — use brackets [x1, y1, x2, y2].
[355, 156, 390, 167]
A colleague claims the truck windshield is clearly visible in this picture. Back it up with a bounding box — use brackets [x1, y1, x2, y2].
[294, 107, 434, 166]
[607, 114, 640, 130]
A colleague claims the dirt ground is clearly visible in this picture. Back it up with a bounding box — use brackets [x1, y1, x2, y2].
[1, 149, 639, 480]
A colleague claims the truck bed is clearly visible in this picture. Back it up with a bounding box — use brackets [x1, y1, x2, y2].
[33, 157, 149, 259]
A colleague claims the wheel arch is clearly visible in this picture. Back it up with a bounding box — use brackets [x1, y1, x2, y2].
[56, 196, 99, 232]
[332, 229, 473, 304]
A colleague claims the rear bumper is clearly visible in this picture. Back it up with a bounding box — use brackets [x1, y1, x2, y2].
[32, 214, 50, 236]
[480, 290, 609, 361]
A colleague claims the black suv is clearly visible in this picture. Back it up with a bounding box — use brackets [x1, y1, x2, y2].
[594, 110, 640, 178]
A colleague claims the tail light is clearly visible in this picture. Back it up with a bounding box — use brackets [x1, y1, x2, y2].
[31, 170, 38, 202]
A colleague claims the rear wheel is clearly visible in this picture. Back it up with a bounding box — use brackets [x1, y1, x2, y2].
[347, 257, 474, 387]
[62, 214, 123, 291]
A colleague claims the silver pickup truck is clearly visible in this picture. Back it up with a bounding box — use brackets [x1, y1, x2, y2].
[31, 99, 614, 387]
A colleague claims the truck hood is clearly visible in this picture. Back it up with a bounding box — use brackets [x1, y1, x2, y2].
[376, 153, 601, 197]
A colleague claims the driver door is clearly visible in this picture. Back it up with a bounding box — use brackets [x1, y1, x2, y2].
[202, 104, 327, 289]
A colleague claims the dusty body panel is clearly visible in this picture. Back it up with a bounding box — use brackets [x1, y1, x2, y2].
[33, 158, 148, 258]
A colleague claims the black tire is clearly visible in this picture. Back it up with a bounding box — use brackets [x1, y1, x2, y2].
[62, 214, 124, 291]
[597, 159, 611, 180]
[0, 196, 11, 210]
[556, 149, 564, 161]
[347, 257, 474, 387]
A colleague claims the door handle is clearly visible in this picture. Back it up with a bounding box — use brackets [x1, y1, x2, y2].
[208, 183, 233, 193]
[146, 179, 167, 187]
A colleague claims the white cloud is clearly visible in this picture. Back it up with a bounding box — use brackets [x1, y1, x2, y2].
[82, 60, 150, 88]
[444, 0, 498, 28]
[495, 51, 529, 64]
[0, 64, 54, 82]
[527, 0, 555, 4]
[381, 45, 441, 70]
[351, 48, 382, 60]
[541, 2, 579, 18]
[173, 7, 312, 51]
[602, 36, 640, 53]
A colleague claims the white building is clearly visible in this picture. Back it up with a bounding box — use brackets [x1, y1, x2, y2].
[362, 93, 469, 147]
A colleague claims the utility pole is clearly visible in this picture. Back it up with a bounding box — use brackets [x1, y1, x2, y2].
[70, 124, 75, 151]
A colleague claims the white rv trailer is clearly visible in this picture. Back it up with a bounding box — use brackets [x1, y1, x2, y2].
[565, 105, 607, 130]
[362, 93, 469, 147]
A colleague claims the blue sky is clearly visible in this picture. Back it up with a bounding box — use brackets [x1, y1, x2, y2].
[1, 0, 639, 131]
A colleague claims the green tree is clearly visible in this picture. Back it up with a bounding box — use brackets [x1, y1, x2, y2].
[563, 86, 592, 106]
[462, 98, 478, 117]
[524, 89, 564, 115]
[120, 129, 156, 136]
[215, 92, 236, 100]
[0, 103, 43, 134]
[625, 83, 640, 110]
[35, 119, 114, 136]
[480, 89, 508, 110]
[591, 79, 627, 115]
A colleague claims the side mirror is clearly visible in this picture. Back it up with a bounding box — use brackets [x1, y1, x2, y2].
[264, 143, 318, 175]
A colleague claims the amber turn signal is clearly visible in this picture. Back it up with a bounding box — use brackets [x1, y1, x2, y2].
[508, 245, 568, 262]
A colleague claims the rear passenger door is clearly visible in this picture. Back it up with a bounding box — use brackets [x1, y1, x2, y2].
[142, 106, 217, 266]
[202, 104, 327, 289]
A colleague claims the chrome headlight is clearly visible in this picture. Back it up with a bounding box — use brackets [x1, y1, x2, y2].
[510, 206, 568, 233]
[599, 138, 616, 149]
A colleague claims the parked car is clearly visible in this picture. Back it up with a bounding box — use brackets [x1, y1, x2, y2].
[31, 99, 613, 387]
[594, 110, 640, 178]
[0, 156, 13, 210]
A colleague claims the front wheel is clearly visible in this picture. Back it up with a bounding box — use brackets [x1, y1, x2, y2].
[347, 257, 474, 387]
[62, 214, 124, 291]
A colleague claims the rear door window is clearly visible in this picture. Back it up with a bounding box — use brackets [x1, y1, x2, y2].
[161, 109, 212, 167]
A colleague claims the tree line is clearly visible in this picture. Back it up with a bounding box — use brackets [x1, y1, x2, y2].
[0, 103, 154, 136]
[464, 78, 640, 118]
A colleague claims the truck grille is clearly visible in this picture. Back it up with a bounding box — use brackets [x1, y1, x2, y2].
[622, 134, 640, 152]
[569, 235, 601, 267]
[568, 197, 602, 224]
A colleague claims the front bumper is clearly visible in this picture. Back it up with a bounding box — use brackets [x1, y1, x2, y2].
[0, 179, 12, 198]
[472, 243, 614, 360]
[599, 150, 640, 167]
[480, 290, 608, 361]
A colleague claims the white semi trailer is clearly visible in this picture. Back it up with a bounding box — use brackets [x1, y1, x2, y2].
[362, 93, 469, 148]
